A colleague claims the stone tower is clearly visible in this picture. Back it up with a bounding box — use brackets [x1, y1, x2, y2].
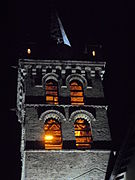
[17, 58, 111, 180]
[17, 6, 112, 180]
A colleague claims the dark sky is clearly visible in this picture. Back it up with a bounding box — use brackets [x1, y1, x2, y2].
[8, 0, 129, 58]
[4, 1, 133, 179]
[8, 0, 130, 117]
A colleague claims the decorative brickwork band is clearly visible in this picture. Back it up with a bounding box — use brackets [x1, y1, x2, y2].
[69, 110, 96, 124]
[39, 110, 66, 123]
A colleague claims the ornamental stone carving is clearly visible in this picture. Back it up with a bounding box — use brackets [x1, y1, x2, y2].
[69, 110, 96, 124]
[39, 110, 66, 123]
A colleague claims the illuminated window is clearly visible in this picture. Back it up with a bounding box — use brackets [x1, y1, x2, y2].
[45, 80, 58, 105]
[74, 119, 92, 149]
[70, 81, 84, 105]
[44, 119, 62, 149]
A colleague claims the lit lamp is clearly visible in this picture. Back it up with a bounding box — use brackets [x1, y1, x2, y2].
[44, 135, 53, 141]
[27, 48, 31, 55]
[92, 50, 96, 57]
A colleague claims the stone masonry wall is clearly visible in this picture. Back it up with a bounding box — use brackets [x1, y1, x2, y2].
[25, 77, 104, 98]
[22, 59, 105, 99]
[24, 105, 111, 142]
[23, 150, 111, 180]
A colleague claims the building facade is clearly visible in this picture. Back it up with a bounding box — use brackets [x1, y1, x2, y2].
[17, 58, 112, 179]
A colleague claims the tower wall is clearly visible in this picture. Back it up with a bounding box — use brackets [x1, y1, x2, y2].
[17, 59, 112, 180]
[22, 151, 111, 180]
[24, 105, 110, 143]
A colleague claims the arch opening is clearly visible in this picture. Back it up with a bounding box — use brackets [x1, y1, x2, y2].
[70, 80, 84, 105]
[44, 118, 62, 150]
[74, 118, 92, 149]
[45, 79, 59, 105]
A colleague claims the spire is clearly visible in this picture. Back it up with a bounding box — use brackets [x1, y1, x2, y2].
[50, 6, 71, 47]
[56, 13, 71, 47]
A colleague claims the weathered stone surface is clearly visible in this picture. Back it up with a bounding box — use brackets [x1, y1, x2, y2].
[23, 150, 111, 180]
[25, 107, 44, 141]
[92, 107, 111, 141]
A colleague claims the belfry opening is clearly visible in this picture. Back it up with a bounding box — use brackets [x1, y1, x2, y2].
[44, 119, 62, 150]
[70, 80, 84, 105]
[74, 119, 92, 149]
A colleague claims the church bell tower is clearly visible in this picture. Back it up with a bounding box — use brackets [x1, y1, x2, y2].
[17, 5, 112, 180]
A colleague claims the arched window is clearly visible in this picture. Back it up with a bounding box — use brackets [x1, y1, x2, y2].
[70, 81, 84, 105]
[44, 119, 62, 149]
[74, 119, 92, 149]
[45, 80, 58, 105]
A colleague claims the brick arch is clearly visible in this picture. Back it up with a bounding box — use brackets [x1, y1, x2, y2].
[69, 110, 96, 124]
[39, 110, 66, 123]
[66, 74, 87, 89]
[42, 73, 59, 89]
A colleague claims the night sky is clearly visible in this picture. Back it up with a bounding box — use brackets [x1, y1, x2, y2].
[4, 0, 133, 179]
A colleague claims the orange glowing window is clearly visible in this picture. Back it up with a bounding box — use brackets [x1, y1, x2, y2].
[44, 119, 62, 150]
[45, 80, 59, 105]
[70, 81, 84, 105]
[74, 119, 92, 149]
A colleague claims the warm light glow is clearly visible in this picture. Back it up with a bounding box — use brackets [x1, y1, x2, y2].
[44, 119, 62, 150]
[44, 135, 53, 141]
[74, 119, 92, 149]
[27, 48, 31, 54]
[75, 131, 81, 136]
[45, 80, 58, 105]
[70, 81, 84, 105]
[92, 50, 96, 56]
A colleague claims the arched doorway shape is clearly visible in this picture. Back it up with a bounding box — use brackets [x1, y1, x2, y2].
[39, 110, 66, 150]
[74, 118, 92, 149]
[69, 80, 84, 105]
[45, 79, 59, 105]
[70, 110, 95, 149]
[42, 73, 59, 105]
[44, 118, 62, 150]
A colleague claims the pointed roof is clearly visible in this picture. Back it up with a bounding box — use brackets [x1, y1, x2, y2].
[50, 6, 71, 47]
